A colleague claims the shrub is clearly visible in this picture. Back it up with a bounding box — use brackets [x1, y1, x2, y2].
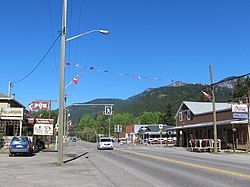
[0, 133, 4, 148]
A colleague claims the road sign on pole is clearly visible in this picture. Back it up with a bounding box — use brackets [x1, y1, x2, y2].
[105, 105, 113, 115]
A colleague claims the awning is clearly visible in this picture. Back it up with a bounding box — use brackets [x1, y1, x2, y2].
[167, 119, 248, 130]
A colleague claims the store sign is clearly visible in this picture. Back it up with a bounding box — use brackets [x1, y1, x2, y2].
[30, 101, 50, 111]
[33, 123, 53, 136]
[0, 107, 23, 120]
[114, 125, 122, 133]
[28, 118, 35, 124]
[232, 104, 248, 113]
[233, 113, 248, 119]
[36, 118, 54, 124]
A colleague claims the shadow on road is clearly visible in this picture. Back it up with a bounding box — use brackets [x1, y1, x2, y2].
[63, 152, 89, 163]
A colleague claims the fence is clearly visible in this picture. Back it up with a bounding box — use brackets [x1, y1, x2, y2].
[189, 139, 221, 152]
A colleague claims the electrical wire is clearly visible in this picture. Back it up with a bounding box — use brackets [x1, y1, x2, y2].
[171, 72, 250, 107]
[12, 32, 62, 84]
[214, 72, 250, 85]
[73, 0, 84, 73]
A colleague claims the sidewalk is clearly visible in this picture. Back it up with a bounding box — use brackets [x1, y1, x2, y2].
[0, 142, 115, 187]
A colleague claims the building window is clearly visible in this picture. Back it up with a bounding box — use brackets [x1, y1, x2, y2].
[179, 112, 183, 121]
[0, 123, 6, 134]
[186, 110, 191, 120]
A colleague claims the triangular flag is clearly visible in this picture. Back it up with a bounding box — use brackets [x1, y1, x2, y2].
[73, 77, 78, 84]
[202, 91, 212, 101]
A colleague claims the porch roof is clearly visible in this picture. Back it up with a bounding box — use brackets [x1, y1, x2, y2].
[168, 119, 248, 130]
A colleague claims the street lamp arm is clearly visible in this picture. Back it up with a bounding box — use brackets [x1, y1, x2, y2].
[66, 29, 109, 42]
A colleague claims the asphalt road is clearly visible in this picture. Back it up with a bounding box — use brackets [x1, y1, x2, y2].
[0, 141, 250, 187]
[80, 141, 250, 187]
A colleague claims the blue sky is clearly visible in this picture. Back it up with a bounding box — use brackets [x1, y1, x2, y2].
[0, 0, 249, 109]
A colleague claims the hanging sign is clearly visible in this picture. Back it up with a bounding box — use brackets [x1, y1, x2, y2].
[30, 101, 50, 111]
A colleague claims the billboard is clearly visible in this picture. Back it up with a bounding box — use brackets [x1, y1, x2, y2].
[33, 123, 53, 136]
[30, 101, 50, 111]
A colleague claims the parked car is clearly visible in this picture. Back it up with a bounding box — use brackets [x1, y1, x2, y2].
[9, 136, 33, 157]
[97, 137, 113, 150]
[119, 138, 126, 145]
[71, 137, 77, 142]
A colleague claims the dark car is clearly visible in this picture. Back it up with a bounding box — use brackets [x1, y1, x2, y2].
[9, 136, 33, 157]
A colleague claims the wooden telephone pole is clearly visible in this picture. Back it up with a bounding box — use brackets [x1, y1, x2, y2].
[209, 65, 217, 153]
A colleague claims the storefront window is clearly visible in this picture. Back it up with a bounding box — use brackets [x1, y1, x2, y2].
[179, 112, 183, 121]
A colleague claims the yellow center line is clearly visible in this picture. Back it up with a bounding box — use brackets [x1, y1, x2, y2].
[117, 149, 250, 180]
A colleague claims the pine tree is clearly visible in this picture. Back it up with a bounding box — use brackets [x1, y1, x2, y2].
[232, 77, 250, 102]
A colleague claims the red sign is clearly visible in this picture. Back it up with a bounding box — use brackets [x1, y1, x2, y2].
[30, 101, 50, 111]
[36, 118, 54, 124]
[28, 118, 35, 124]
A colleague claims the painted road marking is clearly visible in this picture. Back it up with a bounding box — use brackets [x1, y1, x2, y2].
[117, 149, 250, 180]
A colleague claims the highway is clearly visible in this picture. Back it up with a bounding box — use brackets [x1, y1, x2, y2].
[76, 141, 250, 187]
[0, 140, 249, 187]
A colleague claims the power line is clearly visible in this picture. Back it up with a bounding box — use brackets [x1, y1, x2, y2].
[171, 72, 250, 107]
[12, 32, 61, 84]
[214, 72, 250, 85]
[73, 0, 84, 73]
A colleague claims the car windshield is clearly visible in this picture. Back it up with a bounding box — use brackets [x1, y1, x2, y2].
[100, 138, 111, 142]
[11, 137, 28, 145]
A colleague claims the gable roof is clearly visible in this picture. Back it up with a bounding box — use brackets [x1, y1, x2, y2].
[139, 124, 169, 133]
[0, 93, 24, 108]
[175, 101, 231, 118]
[0, 93, 9, 99]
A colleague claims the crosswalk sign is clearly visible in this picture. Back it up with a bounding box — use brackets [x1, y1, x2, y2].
[105, 105, 112, 115]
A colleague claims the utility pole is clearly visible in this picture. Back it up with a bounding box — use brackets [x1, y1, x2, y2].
[58, 0, 67, 165]
[247, 89, 250, 152]
[8, 81, 12, 97]
[209, 65, 217, 153]
[108, 118, 111, 137]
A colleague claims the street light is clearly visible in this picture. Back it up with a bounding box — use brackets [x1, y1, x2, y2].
[58, 0, 109, 165]
[66, 29, 109, 42]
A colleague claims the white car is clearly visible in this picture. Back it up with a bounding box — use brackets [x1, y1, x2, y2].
[97, 137, 113, 150]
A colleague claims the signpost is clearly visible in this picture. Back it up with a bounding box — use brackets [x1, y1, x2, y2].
[115, 125, 122, 142]
[159, 124, 163, 148]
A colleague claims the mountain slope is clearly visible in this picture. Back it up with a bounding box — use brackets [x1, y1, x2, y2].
[68, 84, 233, 125]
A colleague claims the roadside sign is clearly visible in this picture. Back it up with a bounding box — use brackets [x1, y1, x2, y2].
[114, 125, 122, 132]
[233, 113, 248, 119]
[33, 123, 53, 135]
[104, 105, 113, 115]
[232, 104, 248, 113]
[36, 118, 54, 124]
[0, 107, 23, 120]
[30, 101, 50, 111]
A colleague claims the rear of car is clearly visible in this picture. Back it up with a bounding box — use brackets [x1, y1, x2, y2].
[9, 136, 33, 157]
[97, 137, 113, 150]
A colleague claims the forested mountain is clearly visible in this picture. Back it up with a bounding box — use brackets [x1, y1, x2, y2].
[68, 84, 233, 125]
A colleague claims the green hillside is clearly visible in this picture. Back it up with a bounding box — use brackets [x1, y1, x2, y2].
[68, 84, 233, 125]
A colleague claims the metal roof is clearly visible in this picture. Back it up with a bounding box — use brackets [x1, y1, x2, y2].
[0, 93, 9, 99]
[175, 101, 231, 118]
[0, 93, 24, 108]
[167, 119, 248, 130]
